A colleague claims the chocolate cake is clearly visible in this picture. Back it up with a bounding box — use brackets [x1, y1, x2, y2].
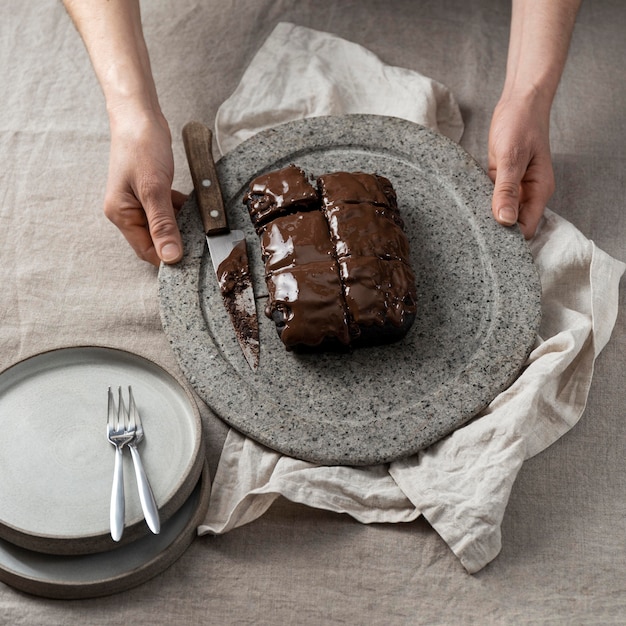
[243, 164, 417, 350]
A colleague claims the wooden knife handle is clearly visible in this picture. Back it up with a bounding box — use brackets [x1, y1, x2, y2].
[182, 121, 229, 235]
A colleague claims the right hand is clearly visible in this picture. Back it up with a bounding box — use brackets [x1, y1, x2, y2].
[104, 107, 187, 266]
[488, 94, 555, 239]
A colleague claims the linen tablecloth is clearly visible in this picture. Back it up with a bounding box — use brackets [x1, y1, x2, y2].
[3, 2, 626, 623]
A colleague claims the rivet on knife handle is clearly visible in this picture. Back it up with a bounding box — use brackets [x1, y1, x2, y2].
[182, 121, 228, 236]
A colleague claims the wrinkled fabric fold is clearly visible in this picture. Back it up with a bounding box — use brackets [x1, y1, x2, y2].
[201, 22, 625, 573]
[215, 22, 464, 156]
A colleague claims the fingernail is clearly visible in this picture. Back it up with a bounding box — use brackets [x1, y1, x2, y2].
[498, 207, 517, 225]
[161, 243, 181, 262]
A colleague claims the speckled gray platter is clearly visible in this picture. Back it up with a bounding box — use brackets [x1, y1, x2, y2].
[159, 115, 541, 466]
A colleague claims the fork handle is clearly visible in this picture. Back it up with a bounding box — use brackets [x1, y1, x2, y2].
[129, 445, 160, 534]
[110, 446, 125, 542]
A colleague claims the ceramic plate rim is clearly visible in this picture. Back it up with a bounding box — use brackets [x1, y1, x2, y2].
[0, 462, 211, 600]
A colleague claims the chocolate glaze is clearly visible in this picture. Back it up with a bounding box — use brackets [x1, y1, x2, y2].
[216, 239, 250, 295]
[243, 164, 319, 233]
[266, 262, 350, 347]
[324, 202, 410, 260]
[261, 210, 350, 347]
[243, 165, 417, 350]
[339, 257, 416, 328]
[318, 171, 404, 228]
[260, 212, 336, 271]
[317, 171, 396, 207]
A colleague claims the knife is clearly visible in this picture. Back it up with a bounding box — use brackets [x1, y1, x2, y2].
[182, 121, 260, 370]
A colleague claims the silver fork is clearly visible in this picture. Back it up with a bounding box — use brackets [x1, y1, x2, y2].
[106, 386, 134, 541]
[126, 386, 160, 535]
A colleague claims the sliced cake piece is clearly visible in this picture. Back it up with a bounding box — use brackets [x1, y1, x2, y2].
[242, 164, 319, 233]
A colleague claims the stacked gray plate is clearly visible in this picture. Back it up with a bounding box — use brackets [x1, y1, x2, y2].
[0, 346, 209, 599]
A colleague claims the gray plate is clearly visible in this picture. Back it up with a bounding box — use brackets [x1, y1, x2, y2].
[0, 462, 210, 600]
[0, 347, 204, 554]
[159, 115, 541, 466]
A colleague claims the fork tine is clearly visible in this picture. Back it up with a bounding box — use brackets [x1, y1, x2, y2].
[117, 386, 127, 431]
[107, 386, 115, 431]
[128, 385, 138, 431]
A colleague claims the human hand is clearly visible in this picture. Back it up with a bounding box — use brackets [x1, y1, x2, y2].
[488, 95, 555, 239]
[104, 108, 187, 265]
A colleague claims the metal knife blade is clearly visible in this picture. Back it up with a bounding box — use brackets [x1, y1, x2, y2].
[182, 121, 260, 370]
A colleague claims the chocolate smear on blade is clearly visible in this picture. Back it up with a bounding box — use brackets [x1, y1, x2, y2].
[216, 239, 260, 368]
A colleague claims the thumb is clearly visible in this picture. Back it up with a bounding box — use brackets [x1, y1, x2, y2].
[146, 199, 184, 264]
[491, 167, 523, 227]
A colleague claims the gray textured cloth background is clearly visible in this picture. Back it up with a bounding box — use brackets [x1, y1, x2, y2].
[1, 1, 626, 623]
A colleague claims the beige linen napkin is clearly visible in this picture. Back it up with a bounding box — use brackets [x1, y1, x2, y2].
[214, 22, 464, 155]
[200, 22, 625, 573]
